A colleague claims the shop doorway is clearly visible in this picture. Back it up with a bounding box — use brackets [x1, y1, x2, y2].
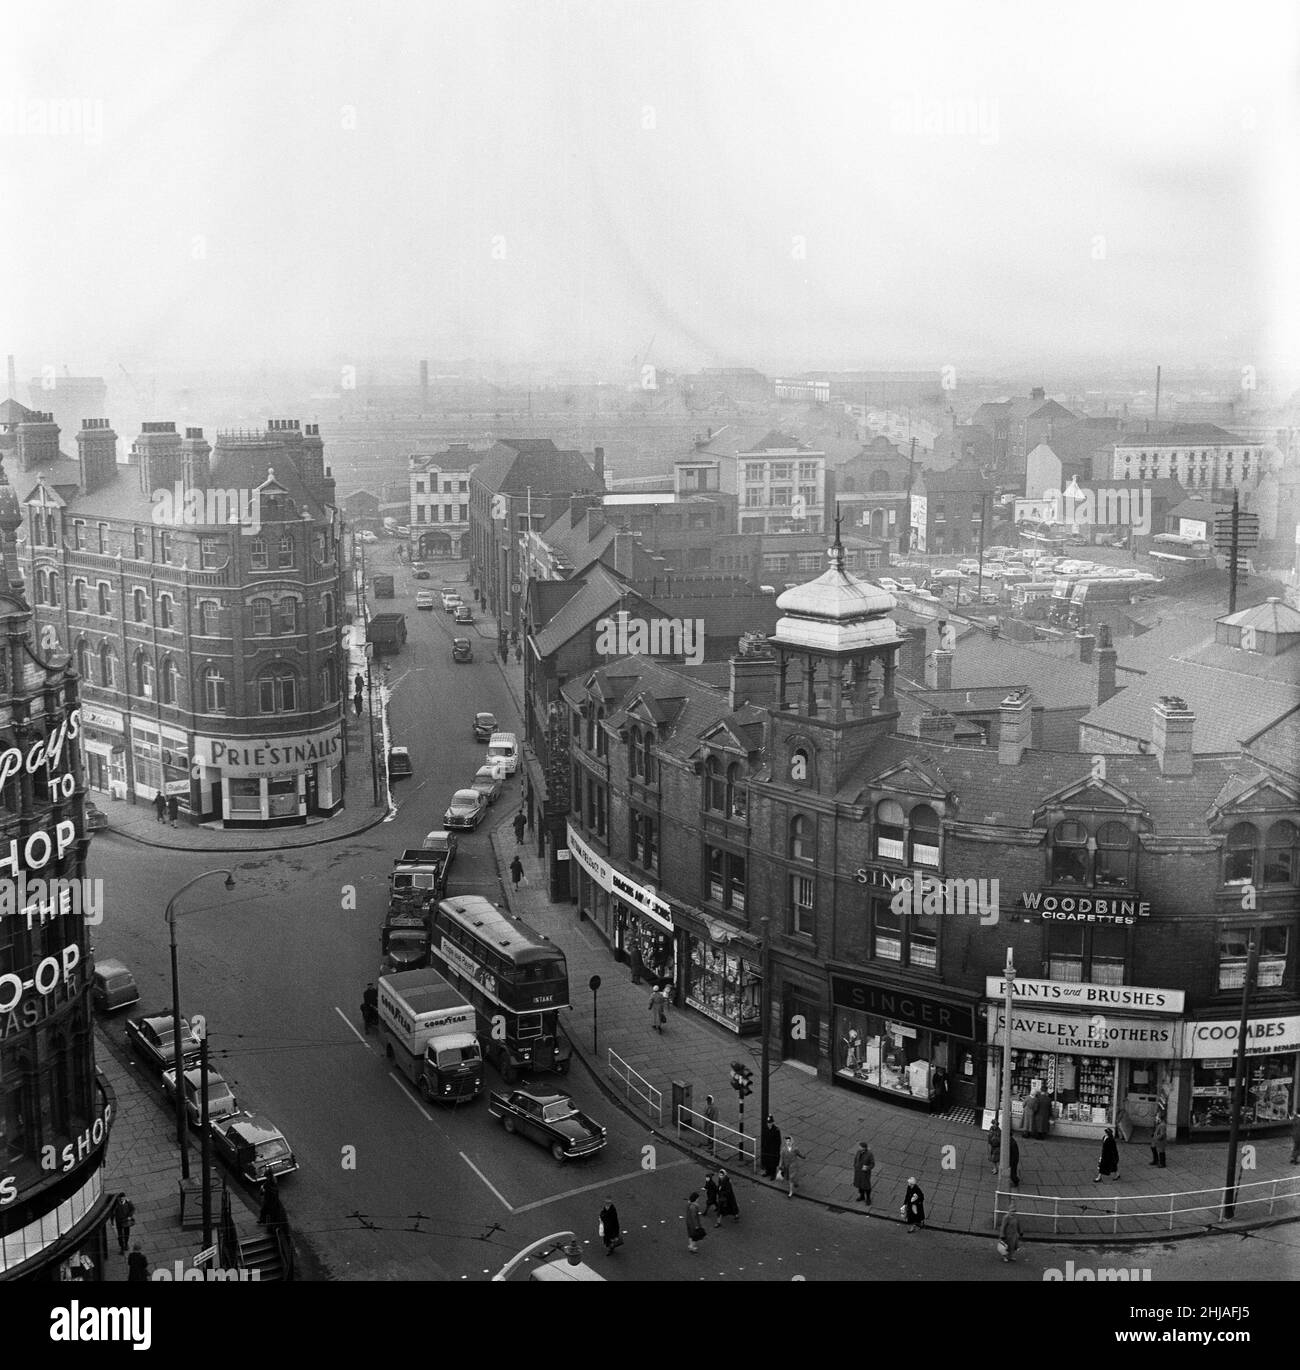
[86, 753, 108, 792]
[782, 987, 820, 1071]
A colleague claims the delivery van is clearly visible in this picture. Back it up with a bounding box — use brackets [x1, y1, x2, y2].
[485, 732, 520, 777]
[92, 957, 140, 1013]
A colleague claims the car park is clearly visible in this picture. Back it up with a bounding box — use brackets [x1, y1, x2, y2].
[485, 732, 520, 776]
[127, 1013, 202, 1075]
[210, 1111, 299, 1185]
[441, 590, 463, 613]
[444, 788, 488, 830]
[471, 765, 503, 806]
[91, 958, 139, 1013]
[453, 603, 474, 626]
[416, 590, 436, 610]
[162, 1065, 239, 1128]
[487, 1088, 608, 1162]
[474, 712, 498, 742]
[388, 746, 414, 779]
[451, 637, 474, 663]
[84, 800, 109, 832]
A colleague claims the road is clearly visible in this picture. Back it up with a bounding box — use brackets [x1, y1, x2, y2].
[86, 547, 1296, 1283]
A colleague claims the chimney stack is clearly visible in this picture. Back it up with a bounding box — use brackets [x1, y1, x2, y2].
[998, 689, 1032, 765]
[1095, 623, 1118, 704]
[928, 646, 954, 691]
[16, 411, 59, 471]
[1076, 631, 1095, 664]
[133, 420, 182, 494]
[593, 445, 606, 485]
[181, 426, 211, 491]
[1152, 695, 1194, 775]
[76, 418, 119, 495]
[729, 654, 779, 712]
[901, 626, 927, 682]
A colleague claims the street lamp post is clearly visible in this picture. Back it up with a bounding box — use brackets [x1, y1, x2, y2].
[364, 642, 380, 805]
[759, 916, 771, 1128]
[166, 869, 236, 1181]
[997, 947, 1016, 1211]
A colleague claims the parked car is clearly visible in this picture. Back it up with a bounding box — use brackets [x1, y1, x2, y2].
[394, 525, 411, 538]
[876, 577, 900, 593]
[894, 577, 918, 592]
[485, 732, 520, 776]
[416, 590, 436, 610]
[471, 765, 503, 806]
[451, 637, 474, 664]
[453, 604, 474, 626]
[358, 529, 379, 544]
[487, 1088, 607, 1162]
[388, 746, 414, 779]
[444, 788, 488, 830]
[440, 590, 463, 613]
[210, 1111, 299, 1186]
[420, 829, 459, 865]
[162, 1065, 239, 1128]
[83, 800, 109, 832]
[127, 1013, 202, 1075]
[473, 711, 498, 742]
[91, 957, 139, 1013]
[412, 566, 432, 580]
[981, 564, 1004, 579]
[956, 558, 981, 576]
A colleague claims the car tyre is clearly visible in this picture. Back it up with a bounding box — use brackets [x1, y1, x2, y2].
[555, 1059, 570, 1076]
[550, 1141, 567, 1163]
[502, 1115, 516, 1134]
[420, 1078, 434, 1103]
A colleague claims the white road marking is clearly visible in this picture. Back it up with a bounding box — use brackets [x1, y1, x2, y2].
[511, 1159, 693, 1215]
[335, 1006, 373, 1048]
[460, 1153, 515, 1212]
[389, 1072, 437, 1122]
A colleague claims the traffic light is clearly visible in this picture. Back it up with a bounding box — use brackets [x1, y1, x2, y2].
[730, 1061, 753, 1098]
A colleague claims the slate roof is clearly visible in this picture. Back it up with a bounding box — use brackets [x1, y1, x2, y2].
[532, 563, 650, 658]
[739, 432, 817, 454]
[644, 590, 780, 643]
[0, 398, 40, 425]
[1243, 708, 1300, 772]
[901, 621, 1096, 709]
[470, 439, 602, 496]
[1111, 423, 1238, 448]
[1110, 610, 1300, 685]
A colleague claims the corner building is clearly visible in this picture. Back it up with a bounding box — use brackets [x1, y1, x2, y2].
[557, 539, 1300, 1139]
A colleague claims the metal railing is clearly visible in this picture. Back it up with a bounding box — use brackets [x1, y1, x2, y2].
[677, 1105, 757, 1171]
[607, 1048, 662, 1125]
[993, 1174, 1300, 1236]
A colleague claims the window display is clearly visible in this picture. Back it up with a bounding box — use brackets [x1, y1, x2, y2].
[1008, 1049, 1115, 1126]
[835, 1008, 934, 1101]
[1190, 1055, 1296, 1130]
[684, 933, 759, 1033]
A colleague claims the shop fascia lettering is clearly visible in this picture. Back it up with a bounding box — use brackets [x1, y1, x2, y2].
[0, 1091, 109, 1205]
[1020, 890, 1150, 924]
[204, 733, 340, 770]
[567, 825, 671, 930]
[1185, 1016, 1300, 1058]
[0, 707, 81, 794]
[989, 1005, 1177, 1057]
[984, 976, 1184, 1014]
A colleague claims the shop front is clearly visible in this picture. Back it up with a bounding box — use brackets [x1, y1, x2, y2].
[129, 719, 191, 815]
[78, 704, 125, 798]
[681, 917, 761, 1036]
[192, 723, 343, 827]
[566, 824, 676, 987]
[830, 972, 980, 1112]
[1182, 1013, 1300, 1134]
[986, 1001, 1179, 1139]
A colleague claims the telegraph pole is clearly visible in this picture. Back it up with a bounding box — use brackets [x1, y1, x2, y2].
[1222, 938, 1258, 1219]
[759, 917, 772, 1128]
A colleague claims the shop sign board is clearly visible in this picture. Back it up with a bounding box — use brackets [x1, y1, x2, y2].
[566, 824, 671, 930]
[988, 1005, 1178, 1058]
[985, 977, 1183, 1014]
[81, 704, 124, 732]
[1183, 1015, 1300, 1058]
[830, 974, 976, 1039]
[192, 725, 342, 778]
[1020, 891, 1150, 924]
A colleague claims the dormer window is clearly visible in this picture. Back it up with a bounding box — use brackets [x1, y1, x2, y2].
[875, 800, 906, 862]
[706, 757, 726, 811]
[726, 762, 746, 819]
[1049, 819, 1134, 888]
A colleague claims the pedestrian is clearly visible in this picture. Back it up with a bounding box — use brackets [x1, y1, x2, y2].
[716, 1168, 740, 1225]
[509, 854, 525, 889]
[153, 792, 166, 823]
[997, 1201, 1022, 1263]
[598, 1198, 622, 1255]
[702, 1095, 718, 1154]
[702, 1169, 720, 1220]
[779, 1136, 806, 1198]
[166, 793, 178, 827]
[988, 1120, 1002, 1173]
[1031, 1088, 1050, 1140]
[1290, 1110, 1300, 1165]
[628, 941, 646, 986]
[515, 643, 523, 665]
[353, 692, 363, 718]
[258, 1171, 281, 1225]
[1149, 1116, 1168, 1168]
[513, 809, 527, 845]
[1094, 1127, 1120, 1182]
[686, 1191, 706, 1253]
[903, 1177, 926, 1232]
[354, 672, 364, 697]
[112, 1193, 135, 1254]
[853, 1140, 875, 1204]
[649, 986, 667, 1034]
[760, 1115, 782, 1180]
[126, 1243, 149, 1282]
[1009, 1135, 1020, 1188]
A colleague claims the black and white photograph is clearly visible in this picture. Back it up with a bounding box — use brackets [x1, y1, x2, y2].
[2, 0, 1298, 1341]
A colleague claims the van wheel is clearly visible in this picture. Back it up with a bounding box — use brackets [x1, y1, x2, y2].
[420, 1079, 434, 1102]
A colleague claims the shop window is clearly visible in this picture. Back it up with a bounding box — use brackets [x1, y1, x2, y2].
[278, 536, 295, 568]
[198, 600, 219, 635]
[268, 777, 298, 818]
[276, 598, 297, 633]
[228, 777, 261, 814]
[73, 578, 87, 610]
[249, 537, 268, 570]
[1218, 924, 1290, 991]
[158, 594, 173, 629]
[910, 804, 940, 867]
[875, 800, 906, 862]
[790, 814, 812, 860]
[97, 582, 111, 616]
[257, 669, 298, 714]
[251, 598, 272, 636]
[133, 588, 148, 622]
[791, 873, 815, 935]
[203, 666, 227, 712]
[1049, 820, 1089, 884]
[685, 933, 760, 1029]
[1264, 821, 1298, 886]
[1223, 823, 1257, 885]
[133, 527, 146, 559]
[159, 655, 178, 705]
[98, 644, 115, 688]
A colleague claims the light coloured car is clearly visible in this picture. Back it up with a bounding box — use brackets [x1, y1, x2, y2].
[162, 1065, 239, 1128]
[895, 577, 918, 592]
[876, 577, 901, 593]
[211, 1111, 299, 1186]
[956, 559, 981, 576]
[416, 590, 436, 610]
[441, 590, 463, 613]
[358, 530, 379, 544]
[982, 564, 1004, 579]
[471, 765, 504, 806]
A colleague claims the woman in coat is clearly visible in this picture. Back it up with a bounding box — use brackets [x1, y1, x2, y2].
[779, 1137, 806, 1198]
[1095, 1127, 1120, 1182]
[987, 1120, 1002, 1173]
[715, 1169, 740, 1225]
[598, 1199, 622, 1255]
[903, 1177, 926, 1231]
[998, 1201, 1022, 1263]
[1149, 1117, 1168, 1168]
[852, 1141, 875, 1204]
[702, 1169, 720, 1220]
[760, 1116, 782, 1180]
[685, 1192, 705, 1253]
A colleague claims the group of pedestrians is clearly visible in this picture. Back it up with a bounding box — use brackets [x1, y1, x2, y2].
[150, 791, 179, 826]
[685, 1167, 740, 1252]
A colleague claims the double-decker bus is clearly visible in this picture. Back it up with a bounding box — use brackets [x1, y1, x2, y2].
[429, 895, 573, 1082]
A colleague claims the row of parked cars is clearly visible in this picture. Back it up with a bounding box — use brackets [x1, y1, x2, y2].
[444, 726, 520, 829]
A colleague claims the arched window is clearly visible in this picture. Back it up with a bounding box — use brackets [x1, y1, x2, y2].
[1051, 820, 1089, 884]
[251, 598, 272, 635]
[876, 800, 906, 861]
[73, 578, 87, 610]
[97, 583, 111, 615]
[1095, 822, 1133, 887]
[257, 667, 298, 714]
[75, 639, 89, 680]
[1264, 821, 1298, 886]
[158, 593, 173, 629]
[98, 644, 115, 688]
[869, 468, 892, 492]
[726, 762, 746, 819]
[134, 650, 154, 698]
[322, 591, 336, 628]
[910, 804, 940, 867]
[203, 665, 227, 712]
[159, 655, 178, 705]
[133, 588, 147, 622]
[1224, 822, 1257, 885]
[790, 815, 812, 860]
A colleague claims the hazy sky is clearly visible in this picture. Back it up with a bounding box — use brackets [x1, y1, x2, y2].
[4, 0, 1296, 381]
